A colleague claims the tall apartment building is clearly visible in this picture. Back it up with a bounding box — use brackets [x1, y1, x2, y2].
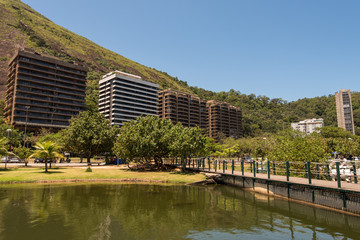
[158, 89, 242, 139]
[158, 89, 207, 130]
[99, 71, 159, 126]
[335, 89, 355, 135]
[207, 100, 242, 139]
[4, 48, 87, 131]
[291, 118, 324, 135]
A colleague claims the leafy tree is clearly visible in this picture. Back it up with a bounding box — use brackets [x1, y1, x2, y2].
[267, 134, 330, 163]
[333, 137, 360, 157]
[233, 138, 253, 158]
[204, 138, 222, 156]
[29, 129, 63, 147]
[0, 137, 9, 169]
[0, 124, 22, 147]
[85, 70, 103, 111]
[30, 141, 62, 172]
[318, 126, 354, 139]
[251, 137, 273, 160]
[113, 116, 207, 169]
[13, 146, 32, 167]
[169, 124, 207, 170]
[61, 111, 119, 164]
[114, 116, 175, 166]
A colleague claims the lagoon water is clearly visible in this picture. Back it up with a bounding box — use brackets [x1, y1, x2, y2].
[0, 183, 359, 240]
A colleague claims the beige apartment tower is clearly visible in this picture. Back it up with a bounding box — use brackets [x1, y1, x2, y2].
[335, 89, 355, 135]
[158, 89, 207, 130]
[5, 48, 87, 131]
[158, 89, 242, 139]
[207, 100, 242, 139]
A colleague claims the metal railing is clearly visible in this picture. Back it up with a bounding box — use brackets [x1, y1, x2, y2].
[165, 158, 360, 189]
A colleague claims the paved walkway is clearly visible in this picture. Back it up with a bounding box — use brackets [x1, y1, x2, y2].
[0, 162, 107, 167]
[188, 166, 360, 192]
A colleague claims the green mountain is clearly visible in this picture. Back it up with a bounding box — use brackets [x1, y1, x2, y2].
[0, 0, 358, 136]
[0, 0, 190, 95]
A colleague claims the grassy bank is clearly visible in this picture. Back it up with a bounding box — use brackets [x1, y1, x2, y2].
[0, 166, 206, 184]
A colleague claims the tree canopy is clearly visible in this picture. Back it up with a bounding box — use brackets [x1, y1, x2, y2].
[30, 141, 62, 172]
[61, 111, 119, 164]
[113, 116, 208, 168]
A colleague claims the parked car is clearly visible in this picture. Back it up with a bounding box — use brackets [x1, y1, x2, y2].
[1, 156, 7, 163]
[59, 158, 71, 163]
[241, 157, 254, 163]
[34, 158, 43, 163]
[8, 157, 21, 163]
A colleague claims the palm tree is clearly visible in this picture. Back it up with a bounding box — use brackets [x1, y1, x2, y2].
[30, 141, 62, 172]
[0, 137, 9, 169]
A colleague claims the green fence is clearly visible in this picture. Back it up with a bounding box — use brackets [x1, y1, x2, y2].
[165, 157, 360, 189]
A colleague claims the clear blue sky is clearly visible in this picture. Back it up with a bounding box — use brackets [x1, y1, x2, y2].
[22, 0, 360, 102]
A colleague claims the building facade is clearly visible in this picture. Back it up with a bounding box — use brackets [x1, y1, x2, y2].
[99, 71, 159, 126]
[4, 48, 87, 131]
[335, 89, 355, 135]
[291, 118, 324, 135]
[207, 100, 242, 139]
[158, 89, 207, 130]
[158, 89, 242, 139]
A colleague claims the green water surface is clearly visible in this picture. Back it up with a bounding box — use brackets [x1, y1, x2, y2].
[0, 183, 359, 240]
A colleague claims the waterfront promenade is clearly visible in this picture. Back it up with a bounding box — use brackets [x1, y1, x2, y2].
[206, 168, 360, 192]
[165, 159, 360, 214]
[169, 159, 360, 192]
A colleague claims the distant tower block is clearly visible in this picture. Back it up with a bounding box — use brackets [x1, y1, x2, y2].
[98, 71, 159, 126]
[158, 89, 208, 130]
[4, 48, 87, 131]
[207, 100, 242, 139]
[335, 89, 355, 135]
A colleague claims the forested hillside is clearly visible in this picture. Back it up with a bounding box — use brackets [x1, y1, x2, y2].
[190, 86, 360, 136]
[0, 0, 191, 95]
[0, 0, 358, 137]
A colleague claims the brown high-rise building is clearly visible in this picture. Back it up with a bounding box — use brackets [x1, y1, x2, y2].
[158, 89, 207, 130]
[158, 89, 242, 139]
[207, 100, 242, 139]
[4, 49, 87, 131]
[335, 89, 355, 135]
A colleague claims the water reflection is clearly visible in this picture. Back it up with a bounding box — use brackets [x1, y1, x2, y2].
[0, 183, 358, 240]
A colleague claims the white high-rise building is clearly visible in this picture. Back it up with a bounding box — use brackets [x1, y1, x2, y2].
[291, 118, 324, 135]
[98, 71, 159, 126]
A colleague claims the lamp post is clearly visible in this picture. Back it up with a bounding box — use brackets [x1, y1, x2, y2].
[347, 137, 353, 160]
[6, 128, 12, 144]
[116, 133, 120, 166]
[263, 137, 267, 161]
[5, 129, 11, 169]
[23, 106, 30, 147]
[261, 137, 269, 175]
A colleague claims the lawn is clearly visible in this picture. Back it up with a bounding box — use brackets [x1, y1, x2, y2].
[0, 166, 206, 184]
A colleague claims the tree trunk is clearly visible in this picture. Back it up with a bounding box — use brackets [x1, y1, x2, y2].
[154, 157, 158, 166]
[181, 156, 186, 172]
[45, 160, 48, 172]
[49, 160, 52, 169]
[80, 157, 83, 163]
[87, 156, 91, 166]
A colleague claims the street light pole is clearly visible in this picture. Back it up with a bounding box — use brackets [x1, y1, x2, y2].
[6, 128, 12, 145]
[5, 129, 11, 169]
[23, 106, 30, 147]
